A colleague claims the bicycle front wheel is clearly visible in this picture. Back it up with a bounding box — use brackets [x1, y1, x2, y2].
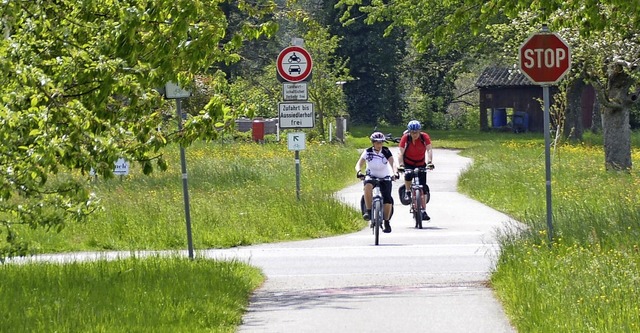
[372, 199, 382, 245]
[413, 190, 423, 229]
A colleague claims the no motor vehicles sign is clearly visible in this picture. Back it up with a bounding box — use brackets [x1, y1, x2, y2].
[276, 46, 313, 83]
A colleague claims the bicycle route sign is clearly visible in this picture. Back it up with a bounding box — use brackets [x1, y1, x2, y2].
[276, 46, 313, 83]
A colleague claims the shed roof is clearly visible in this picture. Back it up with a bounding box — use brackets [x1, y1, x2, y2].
[475, 66, 534, 87]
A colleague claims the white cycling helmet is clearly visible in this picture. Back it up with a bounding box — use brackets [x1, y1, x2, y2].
[369, 131, 386, 142]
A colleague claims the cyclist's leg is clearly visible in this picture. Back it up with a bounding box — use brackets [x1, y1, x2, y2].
[363, 182, 374, 210]
[403, 164, 415, 199]
[380, 180, 393, 220]
[381, 180, 393, 233]
[362, 181, 374, 220]
[404, 173, 412, 191]
[418, 171, 428, 209]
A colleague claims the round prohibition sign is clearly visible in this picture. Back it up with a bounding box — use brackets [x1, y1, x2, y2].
[277, 46, 313, 82]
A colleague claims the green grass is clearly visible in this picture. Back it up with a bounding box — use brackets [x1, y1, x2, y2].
[4, 138, 363, 332]
[0, 256, 263, 333]
[20, 141, 362, 252]
[4, 127, 640, 332]
[451, 130, 640, 332]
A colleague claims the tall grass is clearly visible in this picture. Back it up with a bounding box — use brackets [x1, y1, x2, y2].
[6, 127, 640, 332]
[19, 141, 362, 253]
[0, 256, 263, 332]
[4, 139, 362, 332]
[455, 131, 640, 332]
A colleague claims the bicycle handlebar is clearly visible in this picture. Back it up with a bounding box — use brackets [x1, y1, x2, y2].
[357, 171, 395, 181]
[398, 164, 434, 173]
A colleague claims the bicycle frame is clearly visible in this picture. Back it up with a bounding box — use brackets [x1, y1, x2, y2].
[404, 167, 429, 229]
[370, 179, 383, 245]
[360, 174, 391, 246]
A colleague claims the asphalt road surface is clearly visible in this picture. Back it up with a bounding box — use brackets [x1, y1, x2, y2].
[205, 148, 518, 333]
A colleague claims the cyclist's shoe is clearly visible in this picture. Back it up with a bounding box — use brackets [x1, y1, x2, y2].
[421, 210, 430, 221]
[403, 192, 410, 202]
[383, 220, 392, 233]
[363, 210, 371, 221]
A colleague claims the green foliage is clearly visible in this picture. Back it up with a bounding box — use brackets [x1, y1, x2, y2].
[4, 141, 362, 257]
[0, 0, 277, 258]
[0, 256, 263, 332]
[330, 1, 407, 125]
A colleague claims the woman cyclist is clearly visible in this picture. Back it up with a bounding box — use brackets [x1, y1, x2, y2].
[398, 120, 434, 221]
[355, 132, 399, 233]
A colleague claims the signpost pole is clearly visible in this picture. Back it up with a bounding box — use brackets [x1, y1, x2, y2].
[176, 99, 194, 259]
[542, 85, 554, 244]
[277, 41, 313, 201]
[295, 150, 301, 201]
[519, 25, 571, 246]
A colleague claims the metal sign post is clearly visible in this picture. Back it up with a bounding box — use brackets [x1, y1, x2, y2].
[518, 25, 571, 245]
[288, 132, 306, 200]
[165, 82, 194, 259]
[277, 40, 314, 200]
[176, 99, 194, 259]
[542, 85, 554, 243]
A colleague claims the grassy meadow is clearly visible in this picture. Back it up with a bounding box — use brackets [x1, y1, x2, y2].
[1, 256, 263, 333]
[2, 137, 362, 332]
[21, 141, 362, 252]
[2, 126, 640, 332]
[455, 131, 640, 332]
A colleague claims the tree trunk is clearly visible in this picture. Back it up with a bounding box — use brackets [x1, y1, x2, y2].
[591, 93, 602, 134]
[602, 65, 633, 171]
[564, 78, 585, 141]
[602, 107, 631, 170]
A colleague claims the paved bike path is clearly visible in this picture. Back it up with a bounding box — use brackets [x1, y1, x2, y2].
[217, 148, 517, 332]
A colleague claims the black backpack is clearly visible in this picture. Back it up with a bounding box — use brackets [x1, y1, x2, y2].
[403, 132, 427, 150]
[402, 133, 428, 164]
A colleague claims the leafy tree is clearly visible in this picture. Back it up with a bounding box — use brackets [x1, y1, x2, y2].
[330, 0, 406, 126]
[339, 0, 640, 170]
[0, 0, 277, 260]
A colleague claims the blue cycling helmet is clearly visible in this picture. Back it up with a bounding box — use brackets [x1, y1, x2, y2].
[407, 120, 421, 131]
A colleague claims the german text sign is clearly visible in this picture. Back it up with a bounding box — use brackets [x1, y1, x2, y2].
[279, 102, 314, 129]
[519, 33, 571, 84]
[282, 83, 308, 101]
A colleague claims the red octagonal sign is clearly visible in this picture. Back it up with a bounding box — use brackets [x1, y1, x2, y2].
[519, 33, 571, 85]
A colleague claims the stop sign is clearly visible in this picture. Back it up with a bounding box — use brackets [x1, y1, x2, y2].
[519, 32, 571, 84]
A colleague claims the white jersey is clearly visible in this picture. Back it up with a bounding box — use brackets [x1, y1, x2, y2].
[359, 146, 393, 178]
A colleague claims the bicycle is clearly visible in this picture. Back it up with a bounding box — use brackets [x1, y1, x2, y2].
[399, 165, 433, 229]
[358, 172, 393, 245]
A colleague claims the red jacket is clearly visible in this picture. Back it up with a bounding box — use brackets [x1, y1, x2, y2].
[399, 132, 431, 166]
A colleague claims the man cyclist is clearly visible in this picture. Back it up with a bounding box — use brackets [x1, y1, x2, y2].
[355, 132, 398, 233]
[398, 120, 434, 221]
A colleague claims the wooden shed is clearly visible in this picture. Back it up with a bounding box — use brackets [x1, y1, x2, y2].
[476, 66, 559, 132]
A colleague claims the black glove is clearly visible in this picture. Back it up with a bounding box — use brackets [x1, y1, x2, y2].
[427, 163, 435, 170]
[356, 170, 363, 179]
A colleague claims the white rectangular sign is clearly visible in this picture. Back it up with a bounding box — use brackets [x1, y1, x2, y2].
[287, 132, 306, 151]
[113, 158, 130, 176]
[282, 83, 308, 101]
[279, 102, 314, 129]
[165, 81, 191, 99]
